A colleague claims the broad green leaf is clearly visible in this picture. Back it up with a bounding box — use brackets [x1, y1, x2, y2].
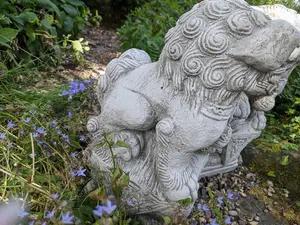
[6, 14, 24, 26]
[25, 28, 36, 42]
[72, 40, 83, 53]
[64, 16, 74, 32]
[280, 155, 289, 166]
[177, 197, 191, 206]
[267, 171, 276, 177]
[36, 0, 61, 19]
[0, 16, 11, 25]
[0, 28, 19, 46]
[62, 4, 78, 17]
[65, 0, 85, 6]
[41, 18, 52, 30]
[19, 12, 38, 23]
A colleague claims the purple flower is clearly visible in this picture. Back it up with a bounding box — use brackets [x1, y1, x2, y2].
[227, 192, 234, 201]
[29, 221, 34, 225]
[8, 120, 15, 129]
[51, 193, 59, 199]
[61, 211, 74, 224]
[202, 204, 209, 212]
[42, 222, 47, 225]
[211, 218, 219, 225]
[75, 167, 86, 177]
[71, 171, 77, 177]
[29, 109, 37, 115]
[93, 205, 104, 217]
[68, 111, 72, 118]
[33, 132, 39, 138]
[225, 217, 231, 224]
[45, 210, 55, 219]
[50, 120, 58, 127]
[18, 207, 29, 218]
[103, 200, 117, 215]
[127, 200, 134, 206]
[30, 153, 36, 158]
[0, 132, 6, 139]
[71, 152, 78, 158]
[217, 196, 223, 205]
[24, 117, 31, 123]
[78, 83, 86, 91]
[37, 127, 46, 135]
[79, 135, 85, 141]
[62, 134, 70, 144]
[57, 130, 62, 135]
[197, 203, 202, 210]
[61, 90, 69, 96]
[70, 81, 78, 90]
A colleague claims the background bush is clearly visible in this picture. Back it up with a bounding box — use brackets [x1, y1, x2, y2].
[0, 0, 91, 69]
[117, 0, 199, 61]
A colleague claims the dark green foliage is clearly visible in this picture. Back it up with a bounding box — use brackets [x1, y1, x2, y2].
[246, 0, 300, 10]
[117, 0, 199, 61]
[0, 0, 90, 68]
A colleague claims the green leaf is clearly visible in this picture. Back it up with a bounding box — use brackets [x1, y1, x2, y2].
[89, 186, 106, 200]
[213, 208, 223, 220]
[19, 12, 38, 23]
[96, 141, 106, 148]
[267, 171, 276, 177]
[41, 18, 52, 30]
[112, 167, 123, 181]
[65, 0, 85, 6]
[36, 0, 61, 19]
[177, 197, 191, 206]
[25, 28, 36, 42]
[62, 4, 78, 17]
[63, 16, 74, 33]
[296, 201, 300, 207]
[280, 155, 289, 166]
[71, 40, 83, 53]
[117, 173, 130, 187]
[0, 28, 19, 48]
[0, 16, 11, 25]
[114, 140, 131, 149]
[163, 216, 171, 224]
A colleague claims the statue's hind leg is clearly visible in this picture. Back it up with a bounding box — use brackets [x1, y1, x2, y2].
[87, 88, 156, 162]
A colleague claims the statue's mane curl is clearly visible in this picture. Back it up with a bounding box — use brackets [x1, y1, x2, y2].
[158, 0, 271, 106]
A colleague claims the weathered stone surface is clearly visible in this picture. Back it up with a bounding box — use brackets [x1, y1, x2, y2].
[85, 0, 300, 218]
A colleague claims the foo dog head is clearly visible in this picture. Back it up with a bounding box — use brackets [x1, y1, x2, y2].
[158, 0, 300, 112]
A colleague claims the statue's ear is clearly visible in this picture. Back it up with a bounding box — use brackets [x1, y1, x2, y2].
[227, 20, 300, 72]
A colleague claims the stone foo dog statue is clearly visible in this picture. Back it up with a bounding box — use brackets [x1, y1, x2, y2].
[85, 0, 300, 219]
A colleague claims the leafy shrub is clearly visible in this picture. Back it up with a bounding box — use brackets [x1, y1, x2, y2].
[117, 0, 199, 61]
[0, 0, 92, 69]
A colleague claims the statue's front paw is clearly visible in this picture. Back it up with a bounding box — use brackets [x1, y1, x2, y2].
[163, 173, 199, 203]
[249, 111, 266, 131]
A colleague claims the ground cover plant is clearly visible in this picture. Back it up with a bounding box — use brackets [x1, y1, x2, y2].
[0, 67, 243, 225]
